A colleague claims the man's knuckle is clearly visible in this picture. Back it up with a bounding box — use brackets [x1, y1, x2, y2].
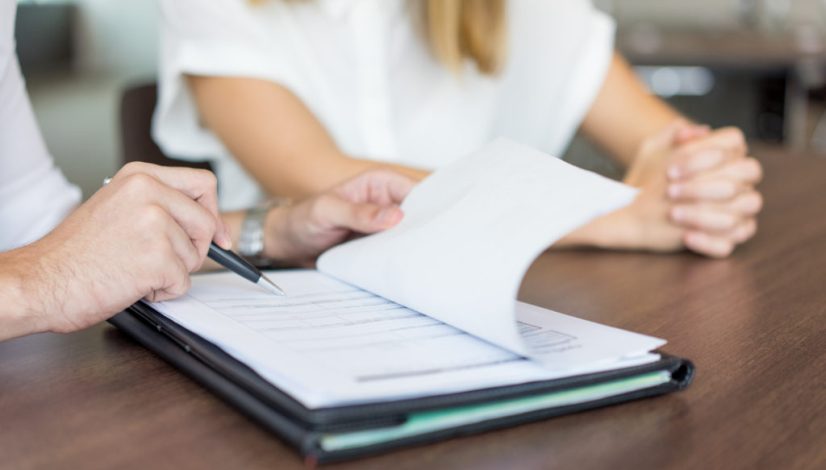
[188, 169, 217, 192]
[190, 212, 214, 240]
[201, 170, 218, 186]
[120, 161, 147, 175]
[123, 173, 156, 195]
[139, 204, 167, 229]
[151, 244, 174, 266]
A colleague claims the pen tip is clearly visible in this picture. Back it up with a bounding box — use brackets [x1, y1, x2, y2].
[258, 275, 286, 296]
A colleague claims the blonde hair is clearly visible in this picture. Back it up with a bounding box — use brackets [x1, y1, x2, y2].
[422, 0, 507, 75]
[249, 0, 507, 75]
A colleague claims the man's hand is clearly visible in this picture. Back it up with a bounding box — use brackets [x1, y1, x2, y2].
[262, 170, 416, 266]
[6, 162, 228, 337]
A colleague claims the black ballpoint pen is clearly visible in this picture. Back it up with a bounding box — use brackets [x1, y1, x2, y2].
[208, 242, 286, 296]
[102, 177, 285, 296]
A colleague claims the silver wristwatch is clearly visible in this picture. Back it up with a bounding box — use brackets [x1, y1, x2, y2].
[237, 199, 289, 266]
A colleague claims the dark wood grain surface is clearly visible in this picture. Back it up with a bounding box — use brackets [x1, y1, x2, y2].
[2, 150, 825, 469]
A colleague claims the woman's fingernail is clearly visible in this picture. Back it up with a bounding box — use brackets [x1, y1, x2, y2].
[668, 184, 682, 198]
[668, 166, 682, 180]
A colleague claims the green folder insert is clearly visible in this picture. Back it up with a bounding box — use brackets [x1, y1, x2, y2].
[321, 371, 672, 451]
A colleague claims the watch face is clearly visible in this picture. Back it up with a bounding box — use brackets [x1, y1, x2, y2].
[239, 200, 290, 259]
[239, 207, 269, 257]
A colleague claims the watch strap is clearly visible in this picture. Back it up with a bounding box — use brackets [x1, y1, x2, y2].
[237, 198, 290, 267]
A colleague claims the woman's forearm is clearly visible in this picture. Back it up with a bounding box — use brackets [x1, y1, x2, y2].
[579, 53, 684, 167]
[188, 75, 427, 199]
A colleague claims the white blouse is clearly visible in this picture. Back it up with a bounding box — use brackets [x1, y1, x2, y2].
[154, 0, 615, 211]
[0, 1, 80, 251]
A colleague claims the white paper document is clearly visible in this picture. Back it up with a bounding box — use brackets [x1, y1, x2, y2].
[318, 138, 638, 360]
[150, 139, 664, 409]
[153, 270, 663, 408]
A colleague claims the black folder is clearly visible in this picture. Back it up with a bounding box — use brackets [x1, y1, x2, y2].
[110, 303, 694, 464]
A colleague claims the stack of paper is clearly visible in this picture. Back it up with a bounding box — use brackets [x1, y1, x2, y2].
[151, 139, 664, 409]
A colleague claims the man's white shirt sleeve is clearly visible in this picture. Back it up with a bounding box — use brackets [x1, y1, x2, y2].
[0, 1, 81, 251]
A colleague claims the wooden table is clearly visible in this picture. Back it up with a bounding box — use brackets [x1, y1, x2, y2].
[2, 150, 825, 469]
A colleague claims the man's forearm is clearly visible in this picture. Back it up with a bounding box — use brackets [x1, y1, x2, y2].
[0, 248, 47, 341]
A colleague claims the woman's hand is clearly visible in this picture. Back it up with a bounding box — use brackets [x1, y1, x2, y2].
[262, 170, 417, 266]
[664, 126, 763, 257]
[563, 123, 685, 253]
[562, 121, 763, 257]
[622, 121, 763, 257]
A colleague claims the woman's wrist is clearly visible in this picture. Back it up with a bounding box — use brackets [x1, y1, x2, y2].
[554, 207, 640, 251]
[262, 205, 298, 263]
[221, 199, 296, 267]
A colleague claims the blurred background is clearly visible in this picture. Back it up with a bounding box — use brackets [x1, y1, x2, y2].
[16, 0, 826, 197]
